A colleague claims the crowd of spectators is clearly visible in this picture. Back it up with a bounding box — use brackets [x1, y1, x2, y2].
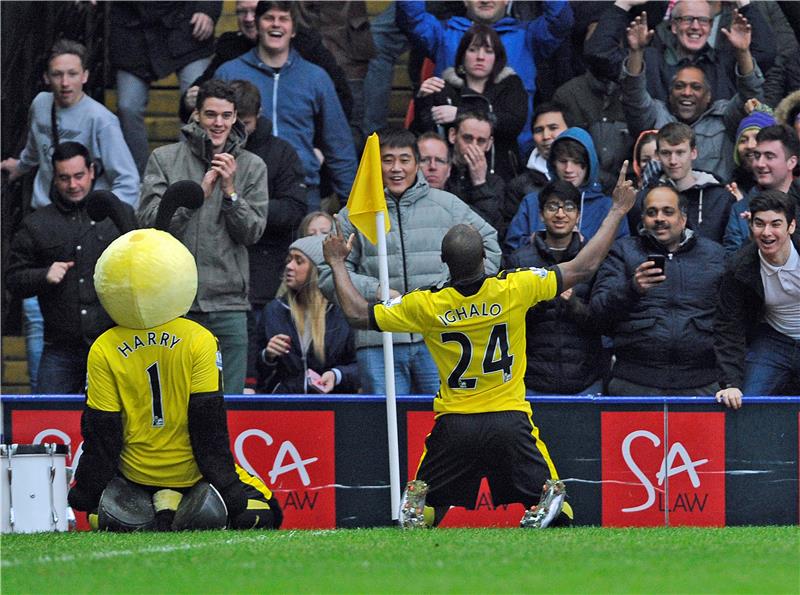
[3, 0, 799, 400]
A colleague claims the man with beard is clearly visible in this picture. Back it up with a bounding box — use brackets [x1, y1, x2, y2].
[590, 184, 726, 396]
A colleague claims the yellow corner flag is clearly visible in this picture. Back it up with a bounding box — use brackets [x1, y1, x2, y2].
[345, 133, 390, 245]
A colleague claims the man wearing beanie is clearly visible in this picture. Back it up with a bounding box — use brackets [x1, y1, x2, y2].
[730, 107, 776, 197]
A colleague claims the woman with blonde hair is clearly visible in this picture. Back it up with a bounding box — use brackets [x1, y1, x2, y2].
[299, 210, 334, 236]
[254, 234, 358, 394]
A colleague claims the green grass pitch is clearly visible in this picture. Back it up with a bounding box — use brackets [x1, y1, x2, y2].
[2, 526, 798, 594]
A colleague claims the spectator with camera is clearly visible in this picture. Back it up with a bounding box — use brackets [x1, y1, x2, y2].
[590, 184, 726, 396]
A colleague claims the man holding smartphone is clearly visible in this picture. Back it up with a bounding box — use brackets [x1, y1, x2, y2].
[590, 185, 727, 396]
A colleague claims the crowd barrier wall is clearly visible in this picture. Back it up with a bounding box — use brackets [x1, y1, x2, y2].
[2, 395, 798, 529]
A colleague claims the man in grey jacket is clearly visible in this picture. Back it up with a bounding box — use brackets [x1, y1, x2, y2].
[318, 129, 501, 395]
[620, 9, 764, 184]
[138, 79, 268, 394]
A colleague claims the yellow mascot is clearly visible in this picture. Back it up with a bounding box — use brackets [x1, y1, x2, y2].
[68, 224, 282, 532]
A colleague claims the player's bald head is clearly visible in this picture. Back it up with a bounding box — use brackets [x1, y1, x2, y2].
[441, 224, 485, 281]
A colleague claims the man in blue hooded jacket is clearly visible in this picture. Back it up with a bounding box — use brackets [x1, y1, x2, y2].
[214, 1, 357, 211]
[396, 0, 573, 157]
[504, 128, 630, 253]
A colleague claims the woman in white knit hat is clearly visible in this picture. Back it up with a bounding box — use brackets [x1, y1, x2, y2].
[253, 234, 359, 394]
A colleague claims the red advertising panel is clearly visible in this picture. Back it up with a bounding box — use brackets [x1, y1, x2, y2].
[226, 411, 336, 529]
[10, 409, 336, 530]
[602, 411, 725, 526]
[406, 411, 525, 527]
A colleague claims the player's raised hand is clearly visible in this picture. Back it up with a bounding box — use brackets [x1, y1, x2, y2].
[611, 160, 636, 213]
[323, 215, 354, 265]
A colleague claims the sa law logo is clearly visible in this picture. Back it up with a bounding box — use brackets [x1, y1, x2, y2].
[601, 412, 726, 526]
[226, 410, 336, 529]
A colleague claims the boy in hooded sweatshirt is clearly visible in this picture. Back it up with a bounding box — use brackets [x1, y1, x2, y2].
[626, 122, 735, 245]
[504, 127, 629, 253]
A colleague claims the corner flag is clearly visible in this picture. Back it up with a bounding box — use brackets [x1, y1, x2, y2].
[345, 133, 390, 245]
[344, 132, 401, 522]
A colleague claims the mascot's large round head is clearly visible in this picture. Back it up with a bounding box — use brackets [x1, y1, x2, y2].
[94, 229, 197, 329]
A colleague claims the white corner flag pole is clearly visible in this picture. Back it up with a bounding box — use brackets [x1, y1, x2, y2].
[374, 209, 401, 521]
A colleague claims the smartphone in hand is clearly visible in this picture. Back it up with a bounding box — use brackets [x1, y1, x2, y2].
[647, 254, 666, 274]
[306, 369, 330, 393]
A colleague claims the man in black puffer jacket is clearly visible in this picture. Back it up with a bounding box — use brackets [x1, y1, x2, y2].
[6, 142, 136, 393]
[591, 184, 726, 396]
[505, 180, 608, 395]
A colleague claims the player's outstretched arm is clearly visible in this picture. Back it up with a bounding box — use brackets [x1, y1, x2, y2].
[557, 160, 636, 291]
[323, 217, 371, 329]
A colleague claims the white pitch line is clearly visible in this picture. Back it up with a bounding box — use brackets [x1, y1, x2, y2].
[1, 532, 278, 568]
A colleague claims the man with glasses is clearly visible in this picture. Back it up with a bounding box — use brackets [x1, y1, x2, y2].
[138, 79, 269, 394]
[590, 184, 726, 396]
[444, 112, 505, 233]
[504, 180, 608, 396]
[584, 0, 775, 104]
[505, 127, 629, 253]
[417, 132, 452, 190]
[620, 7, 765, 183]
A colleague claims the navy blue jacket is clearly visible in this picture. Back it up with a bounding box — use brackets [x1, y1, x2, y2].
[254, 297, 359, 394]
[505, 232, 607, 394]
[628, 171, 736, 245]
[590, 230, 726, 390]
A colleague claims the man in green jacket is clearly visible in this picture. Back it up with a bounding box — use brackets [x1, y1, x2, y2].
[138, 79, 268, 394]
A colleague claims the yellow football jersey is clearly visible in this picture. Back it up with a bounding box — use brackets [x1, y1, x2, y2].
[373, 268, 560, 416]
[86, 317, 222, 487]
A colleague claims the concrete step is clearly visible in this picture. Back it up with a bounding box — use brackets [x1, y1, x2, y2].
[3, 360, 29, 385]
[2, 336, 26, 360]
[2, 336, 31, 394]
[106, 89, 182, 116]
